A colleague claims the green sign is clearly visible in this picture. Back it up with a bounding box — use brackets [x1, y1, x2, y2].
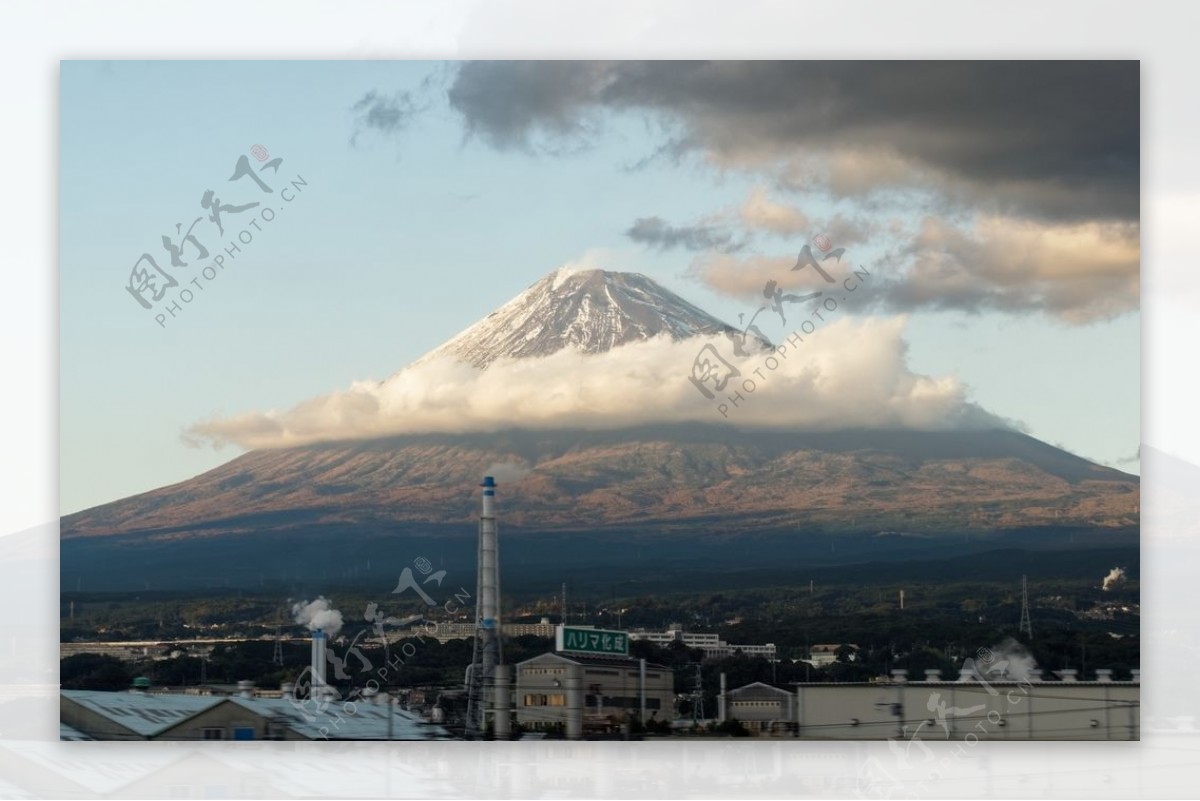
[556, 625, 629, 656]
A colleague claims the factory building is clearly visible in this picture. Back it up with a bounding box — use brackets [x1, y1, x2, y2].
[718, 670, 1140, 740]
[627, 623, 777, 661]
[724, 682, 797, 736]
[514, 652, 674, 733]
[60, 689, 452, 741]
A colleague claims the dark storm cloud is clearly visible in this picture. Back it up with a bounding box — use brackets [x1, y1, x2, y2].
[625, 216, 739, 252]
[446, 61, 1139, 222]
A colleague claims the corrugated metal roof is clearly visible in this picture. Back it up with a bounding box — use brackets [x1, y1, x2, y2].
[228, 697, 453, 741]
[61, 690, 225, 737]
[61, 690, 454, 741]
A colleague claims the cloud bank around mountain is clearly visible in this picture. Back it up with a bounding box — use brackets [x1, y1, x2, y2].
[185, 316, 1008, 451]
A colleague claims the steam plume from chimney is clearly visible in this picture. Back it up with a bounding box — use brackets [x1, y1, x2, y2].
[292, 596, 344, 637]
[1101, 567, 1126, 591]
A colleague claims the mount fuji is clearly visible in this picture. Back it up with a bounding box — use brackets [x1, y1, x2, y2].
[61, 268, 1138, 590]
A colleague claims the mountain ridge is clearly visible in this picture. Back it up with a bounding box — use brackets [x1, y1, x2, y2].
[62, 426, 1138, 541]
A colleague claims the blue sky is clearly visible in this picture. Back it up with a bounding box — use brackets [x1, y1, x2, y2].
[60, 61, 1140, 514]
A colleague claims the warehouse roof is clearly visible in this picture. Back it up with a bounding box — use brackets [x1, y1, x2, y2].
[61, 690, 225, 737]
[61, 690, 453, 740]
[227, 696, 453, 740]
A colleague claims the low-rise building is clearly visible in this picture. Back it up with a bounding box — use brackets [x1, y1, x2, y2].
[514, 652, 674, 732]
[724, 681, 796, 736]
[60, 689, 452, 741]
[627, 623, 776, 661]
[801, 643, 857, 667]
[719, 671, 1140, 740]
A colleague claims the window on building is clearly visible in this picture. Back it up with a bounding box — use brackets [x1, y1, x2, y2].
[202, 728, 224, 740]
[547, 694, 566, 706]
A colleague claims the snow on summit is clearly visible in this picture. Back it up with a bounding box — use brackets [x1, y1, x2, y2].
[413, 268, 743, 370]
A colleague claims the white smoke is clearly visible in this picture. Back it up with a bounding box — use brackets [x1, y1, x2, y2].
[291, 596, 344, 638]
[1102, 567, 1127, 591]
[485, 462, 531, 483]
[973, 637, 1039, 682]
[185, 316, 1007, 450]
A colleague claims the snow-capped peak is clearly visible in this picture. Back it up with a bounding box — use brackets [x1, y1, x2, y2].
[412, 268, 742, 369]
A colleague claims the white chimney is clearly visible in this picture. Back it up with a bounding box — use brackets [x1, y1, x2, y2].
[236, 680, 255, 699]
[311, 629, 327, 692]
[924, 669, 942, 682]
[1060, 669, 1078, 682]
[1095, 669, 1113, 683]
[280, 682, 295, 698]
[891, 669, 908, 684]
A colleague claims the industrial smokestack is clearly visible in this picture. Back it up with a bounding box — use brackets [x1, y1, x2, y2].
[480, 477, 498, 636]
[311, 629, 327, 693]
[493, 664, 512, 739]
[899, 589, 905, 610]
[467, 476, 503, 737]
[566, 662, 584, 741]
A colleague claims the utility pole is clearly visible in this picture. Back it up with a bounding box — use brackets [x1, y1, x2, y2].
[1019, 575, 1033, 640]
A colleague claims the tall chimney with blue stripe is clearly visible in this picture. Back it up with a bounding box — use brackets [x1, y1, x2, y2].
[466, 476, 504, 737]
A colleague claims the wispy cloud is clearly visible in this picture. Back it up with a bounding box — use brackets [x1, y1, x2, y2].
[689, 214, 1139, 324]
[625, 216, 740, 252]
[349, 89, 422, 146]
